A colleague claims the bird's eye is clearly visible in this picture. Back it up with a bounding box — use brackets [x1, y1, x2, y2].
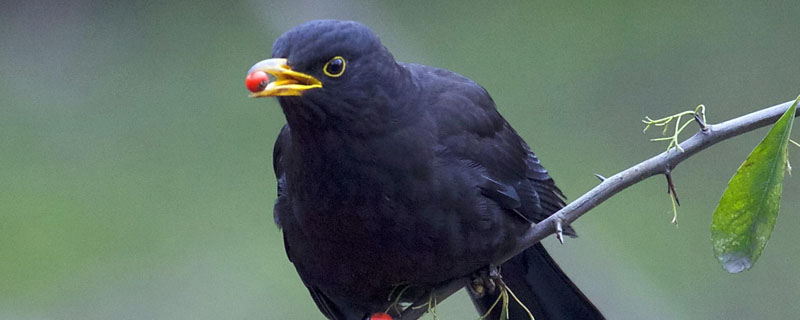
[323, 56, 346, 77]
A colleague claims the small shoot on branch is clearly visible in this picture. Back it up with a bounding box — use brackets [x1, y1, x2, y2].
[789, 139, 800, 176]
[665, 170, 680, 225]
[385, 284, 412, 314]
[643, 105, 707, 152]
[411, 293, 438, 320]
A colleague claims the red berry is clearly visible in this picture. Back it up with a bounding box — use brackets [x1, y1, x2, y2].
[368, 312, 392, 320]
[245, 71, 269, 93]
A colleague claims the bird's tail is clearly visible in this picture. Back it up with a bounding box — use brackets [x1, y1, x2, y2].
[469, 243, 604, 320]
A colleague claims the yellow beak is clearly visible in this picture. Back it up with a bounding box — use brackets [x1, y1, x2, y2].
[247, 58, 322, 97]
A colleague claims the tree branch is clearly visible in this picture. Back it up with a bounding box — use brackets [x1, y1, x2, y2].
[398, 99, 799, 320]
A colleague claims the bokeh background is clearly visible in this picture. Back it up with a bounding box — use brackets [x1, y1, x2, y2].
[2, 1, 800, 319]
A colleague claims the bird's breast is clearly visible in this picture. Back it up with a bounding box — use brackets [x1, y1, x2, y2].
[279, 128, 515, 291]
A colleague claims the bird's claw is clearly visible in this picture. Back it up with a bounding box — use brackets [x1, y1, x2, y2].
[468, 266, 501, 298]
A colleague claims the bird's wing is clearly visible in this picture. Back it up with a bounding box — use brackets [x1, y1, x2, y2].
[407, 64, 601, 319]
[413, 64, 568, 228]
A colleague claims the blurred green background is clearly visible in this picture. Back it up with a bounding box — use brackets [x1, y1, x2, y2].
[2, 1, 799, 319]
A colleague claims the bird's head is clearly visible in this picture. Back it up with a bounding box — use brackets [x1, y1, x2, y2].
[247, 20, 411, 133]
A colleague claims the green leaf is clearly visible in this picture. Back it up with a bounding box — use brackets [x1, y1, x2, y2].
[711, 95, 799, 273]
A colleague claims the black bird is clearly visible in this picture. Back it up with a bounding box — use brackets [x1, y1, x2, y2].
[247, 20, 603, 320]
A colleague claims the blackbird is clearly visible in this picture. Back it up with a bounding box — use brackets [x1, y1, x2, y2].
[247, 20, 603, 320]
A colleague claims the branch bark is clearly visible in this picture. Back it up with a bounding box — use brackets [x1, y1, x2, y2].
[398, 99, 799, 320]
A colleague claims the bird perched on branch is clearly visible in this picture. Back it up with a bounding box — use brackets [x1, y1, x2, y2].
[246, 20, 603, 320]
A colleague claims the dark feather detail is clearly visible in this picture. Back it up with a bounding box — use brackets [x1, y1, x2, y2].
[479, 175, 522, 210]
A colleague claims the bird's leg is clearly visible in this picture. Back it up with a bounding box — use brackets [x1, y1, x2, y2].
[468, 265, 499, 298]
[476, 266, 535, 320]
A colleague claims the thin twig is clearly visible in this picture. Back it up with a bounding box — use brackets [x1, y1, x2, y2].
[665, 169, 680, 206]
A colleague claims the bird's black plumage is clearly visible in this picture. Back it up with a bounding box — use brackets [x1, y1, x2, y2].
[263, 20, 603, 320]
